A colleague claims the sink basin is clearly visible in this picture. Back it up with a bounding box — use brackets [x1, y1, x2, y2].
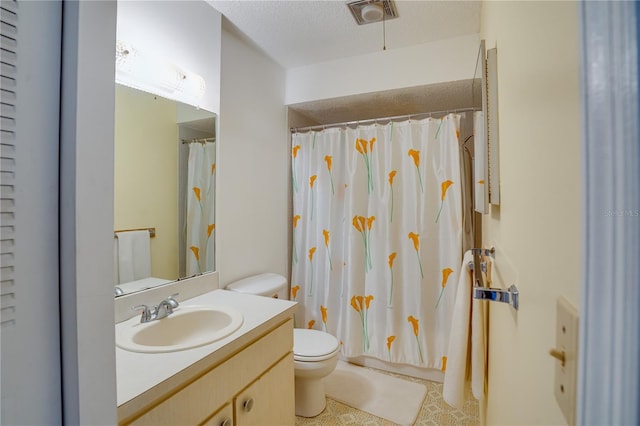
[116, 305, 243, 353]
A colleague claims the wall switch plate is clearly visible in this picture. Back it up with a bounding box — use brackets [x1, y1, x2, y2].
[554, 296, 579, 426]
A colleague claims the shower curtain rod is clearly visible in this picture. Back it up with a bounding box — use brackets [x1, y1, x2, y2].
[290, 107, 481, 133]
[181, 137, 215, 144]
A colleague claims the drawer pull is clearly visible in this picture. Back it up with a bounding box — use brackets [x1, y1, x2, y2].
[220, 417, 232, 426]
[243, 397, 254, 413]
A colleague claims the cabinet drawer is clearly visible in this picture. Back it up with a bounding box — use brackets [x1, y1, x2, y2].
[235, 354, 295, 426]
[125, 319, 293, 425]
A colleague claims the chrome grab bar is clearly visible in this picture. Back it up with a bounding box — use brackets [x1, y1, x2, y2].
[469, 247, 519, 311]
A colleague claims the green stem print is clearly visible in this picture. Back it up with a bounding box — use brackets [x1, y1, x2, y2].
[351, 295, 374, 352]
[309, 175, 317, 221]
[324, 156, 335, 195]
[436, 180, 454, 223]
[352, 215, 375, 272]
[292, 145, 300, 193]
[323, 229, 333, 271]
[292, 215, 301, 264]
[308, 247, 316, 296]
[407, 149, 423, 193]
[408, 232, 424, 279]
[435, 118, 444, 139]
[356, 138, 375, 194]
[388, 170, 397, 223]
[435, 268, 454, 309]
[388, 252, 397, 307]
[408, 315, 424, 364]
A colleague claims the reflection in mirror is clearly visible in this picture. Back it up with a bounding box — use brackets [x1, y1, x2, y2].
[114, 84, 216, 297]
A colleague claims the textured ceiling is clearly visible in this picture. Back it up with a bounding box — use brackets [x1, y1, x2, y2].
[207, 0, 481, 69]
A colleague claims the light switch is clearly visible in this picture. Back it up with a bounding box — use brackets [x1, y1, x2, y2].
[552, 296, 579, 426]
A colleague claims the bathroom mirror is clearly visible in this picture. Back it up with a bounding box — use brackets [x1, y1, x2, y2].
[473, 40, 489, 214]
[114, 83, 216, 297]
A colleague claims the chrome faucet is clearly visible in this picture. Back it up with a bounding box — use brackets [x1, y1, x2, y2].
[134, 294, 180, 323]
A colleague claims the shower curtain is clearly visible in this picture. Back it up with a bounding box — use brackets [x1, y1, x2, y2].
[186, 142, 216, 276]
[291, 115, 463, 370]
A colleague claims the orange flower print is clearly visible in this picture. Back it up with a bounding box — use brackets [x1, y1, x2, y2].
[435, 267, 454, 309]
[408, 315, 424, 363]
[387, 335, 396, 360]
[310, 175, 317, 221]
[211, 163, 216, 176]
[189, 246, 201, 274]
[355, 137, 375, 194]
[436, 180, 454, 223]
[292, 214, 301, 264]
[207, 224, 215, 237]
[291, 285, 301, 326]
[325, 155, 335, 195]
[408, 149, 424, 192]
[323, 229, 332, 270]
[441, 356, 448, 372]
[388, 170, 397, 222]
[351, 294, 374, 352]
[408, 232, 424, 278]
[307, 319, 315, 329]
[320, 305, 328, 331]
[292, 145, 301, 193]
[388, 252, 397, 306]
[193, 187, 202, 202]
[308, 247, 316, 295]
[291, 285, 300, 300]
[352, 215, 375, 272]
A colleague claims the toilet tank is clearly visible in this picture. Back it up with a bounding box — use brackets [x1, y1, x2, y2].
[226, 273, 288, 299]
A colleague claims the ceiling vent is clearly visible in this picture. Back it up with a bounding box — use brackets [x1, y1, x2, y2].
[347, 0, 399, 25]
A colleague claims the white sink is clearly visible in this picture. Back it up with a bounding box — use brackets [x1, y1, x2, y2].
[116, 305, 244, 353]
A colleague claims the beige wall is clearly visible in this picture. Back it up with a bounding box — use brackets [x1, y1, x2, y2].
[114, 84, 179, 280]
[480, 1, 581, 424]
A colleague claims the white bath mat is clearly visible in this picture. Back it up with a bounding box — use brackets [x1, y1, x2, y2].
[324, 360, 427, 425]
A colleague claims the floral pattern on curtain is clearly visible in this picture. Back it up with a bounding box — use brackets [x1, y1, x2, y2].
[186, 142, 216, 276]
[291, 115, 463, 369]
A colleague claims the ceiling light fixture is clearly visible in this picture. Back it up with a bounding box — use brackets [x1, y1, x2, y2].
[347, 0, 398, 26]
[115, 40, 206, 105]
[361, 3, 384, 23]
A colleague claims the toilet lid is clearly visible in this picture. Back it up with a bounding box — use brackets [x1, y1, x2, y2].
[293, 329, 339, 361]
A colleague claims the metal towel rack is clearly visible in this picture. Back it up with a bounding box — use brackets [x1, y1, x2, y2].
[114, 227, 156, 238]
[468, 247, 519, 310]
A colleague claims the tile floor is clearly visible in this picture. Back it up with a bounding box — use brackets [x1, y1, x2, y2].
[295, 366, 479, 426]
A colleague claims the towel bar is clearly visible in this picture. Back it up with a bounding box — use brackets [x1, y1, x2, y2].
[473, 284, 519, 310]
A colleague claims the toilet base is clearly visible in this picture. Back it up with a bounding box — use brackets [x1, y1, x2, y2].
[294, 376, 327, 417]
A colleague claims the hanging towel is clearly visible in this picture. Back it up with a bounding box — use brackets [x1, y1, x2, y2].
[471, 267, 486, 401]
[443, 250, 473, 408]
[115, 230, 151, 284]
[443, 250, 487, 408]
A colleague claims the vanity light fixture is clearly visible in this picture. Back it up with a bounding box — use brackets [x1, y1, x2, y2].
[115, 40, 206, 104]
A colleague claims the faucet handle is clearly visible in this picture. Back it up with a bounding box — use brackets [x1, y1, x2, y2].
[133, 304, 155, 323]
[165, 293, 180, 309]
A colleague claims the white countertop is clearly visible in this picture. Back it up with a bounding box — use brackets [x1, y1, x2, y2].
[116, 289, 296, 407]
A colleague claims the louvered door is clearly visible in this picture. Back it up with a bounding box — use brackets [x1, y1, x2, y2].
[0, 1, 62, 423]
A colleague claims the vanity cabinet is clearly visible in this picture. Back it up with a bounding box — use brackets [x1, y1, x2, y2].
[119, 318, 294, 426]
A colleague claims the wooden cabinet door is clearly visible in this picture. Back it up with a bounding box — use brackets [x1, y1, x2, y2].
[234, 354, 294, 426]
[200, 402, 233, 426]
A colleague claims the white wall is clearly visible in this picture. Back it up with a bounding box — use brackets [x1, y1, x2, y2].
[480, 2, 582, 424]
[285, 34, 479, 104]
[117, 0, 221, 113]
[218, 24, 288, 286]
[60, 1, 118, 423]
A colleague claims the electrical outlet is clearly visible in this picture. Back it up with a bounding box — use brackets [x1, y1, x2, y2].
[553, 296, 579, 426]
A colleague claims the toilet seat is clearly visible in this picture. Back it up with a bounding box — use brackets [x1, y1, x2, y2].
[293, 329, 340, 362]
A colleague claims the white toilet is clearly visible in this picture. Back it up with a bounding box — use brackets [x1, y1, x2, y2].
[226, 273, 340, 418]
